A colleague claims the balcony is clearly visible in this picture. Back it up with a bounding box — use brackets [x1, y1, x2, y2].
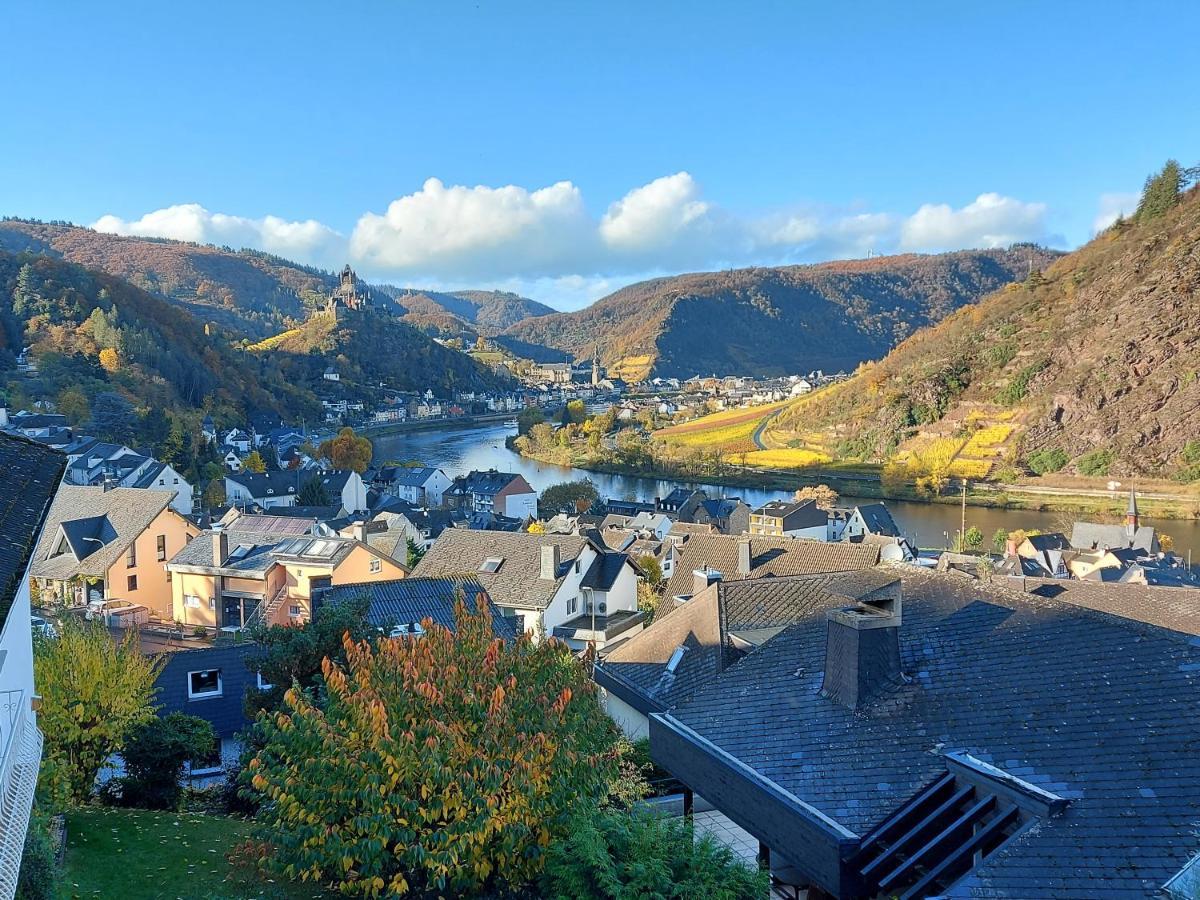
[552, 609, 645, 645]
[0, 691, 41, 899]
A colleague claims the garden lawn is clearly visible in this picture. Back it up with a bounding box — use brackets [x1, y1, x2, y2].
[60, 808, 328, 899]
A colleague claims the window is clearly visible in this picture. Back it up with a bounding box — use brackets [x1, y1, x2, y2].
[127, 574, 138, 592]
[567, 596, 578, 616]
[479, 557, 504, 574]
[256, 673, 273, 691]
[665, 646, 688, 674]
[126, 543, 137, 568]
[289, 604, 302, 618]
[184, 594, 201, 608]
[369, 558, 382, 574]
[574, 559, 581, 574]
[156, 534, 167, 561]
[166, 570, 172, 583]
[188, 669, 222, 699]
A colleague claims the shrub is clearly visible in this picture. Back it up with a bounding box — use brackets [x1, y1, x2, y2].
[996, 359, 1048, 406]
[108, 713, 216, 810]
[1026, 447, 1068, 475]
[540, 808, 768, 900]
[16, 814, 57, 900]
[1076, 449, 1116, 477]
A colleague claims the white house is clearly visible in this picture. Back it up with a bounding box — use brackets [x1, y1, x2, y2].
[842, 503, 903, 541]
[224, 429, 252, 453]
[224, 471, 301, 508]
[452, 470, 537, 520]
[223, 449, 243, 472]
[749, 499, 828, 540]
[790, 378, 814, 396]
[63, 439, 194, 515]
[0, 434, 63, 894]
[415, 530, 643, 652]
[378, 466, 451, 507]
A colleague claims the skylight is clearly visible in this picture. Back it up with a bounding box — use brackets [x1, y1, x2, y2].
[479, 557, 504, 574]
[228, 544, 254, 560]
[665, 645, 688, 674]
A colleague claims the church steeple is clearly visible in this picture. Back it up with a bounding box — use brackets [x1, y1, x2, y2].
[1125, 487, 1139, 532]
[591, 346, 601, 386]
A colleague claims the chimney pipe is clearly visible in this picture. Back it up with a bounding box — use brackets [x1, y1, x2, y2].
[213, 525, 229, 567]
[737, 538, 752, 576]
[540, 543, 561, 580]
[821, 592, 903, 709]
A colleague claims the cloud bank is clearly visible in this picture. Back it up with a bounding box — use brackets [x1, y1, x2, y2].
[93, 175, 1061, 308]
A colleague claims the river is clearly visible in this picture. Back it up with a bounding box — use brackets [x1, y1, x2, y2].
[372, 422, 1200, 557]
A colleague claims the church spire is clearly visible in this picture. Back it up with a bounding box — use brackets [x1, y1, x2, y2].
[1125, 487, 1139, 532]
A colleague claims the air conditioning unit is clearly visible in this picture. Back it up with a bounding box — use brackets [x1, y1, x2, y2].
[590, 600, 607, 615]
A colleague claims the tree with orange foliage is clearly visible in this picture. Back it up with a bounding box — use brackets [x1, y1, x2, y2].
[98, 347, 121, 373]
[247, 597, 619, 897]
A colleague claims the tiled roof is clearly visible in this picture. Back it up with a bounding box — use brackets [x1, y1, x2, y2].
[0, 434, 65, 625]
[321, 575, 517, 639]
[661, 568, 1200, 897]
[1020, 577, 1200, 636]
[31, 486, 176, 580]
[414, 530, 588, 610]
[663, 534, 881, 601]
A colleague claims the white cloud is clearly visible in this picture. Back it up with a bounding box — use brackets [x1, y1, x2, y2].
[899, 193, 1048, 252]
[93, 179, 1058, 308]
[92, 203, 344, 263]
[1092, 192, 1139, 233]
[350, 177, 594, 279]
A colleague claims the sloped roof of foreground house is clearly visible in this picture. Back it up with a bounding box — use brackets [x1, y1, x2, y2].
[31, 485, 176, 580]
[650, 567, 1200, 897]
[0, 433, 65, 624]
[321, 575, 518, 640]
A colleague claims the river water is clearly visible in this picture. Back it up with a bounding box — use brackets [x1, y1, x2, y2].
[372, 422, 1200, 557]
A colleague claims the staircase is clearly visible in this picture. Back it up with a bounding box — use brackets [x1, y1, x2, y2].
[241, 583, 289, 631]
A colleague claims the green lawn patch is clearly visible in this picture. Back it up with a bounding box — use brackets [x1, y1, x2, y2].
[60, 808, 327, 899]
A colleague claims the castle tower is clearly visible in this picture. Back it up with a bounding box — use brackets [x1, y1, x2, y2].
[320, 264, 371, 319]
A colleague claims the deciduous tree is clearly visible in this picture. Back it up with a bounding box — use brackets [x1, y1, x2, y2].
[318, 427, 373, 473]
[242, 450, 267, 473]
[247, 598, 619, 897]
[35, 622, 163, 806]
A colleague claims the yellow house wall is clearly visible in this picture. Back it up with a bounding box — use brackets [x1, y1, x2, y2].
[105, 509, 198, 619]
[277, 545, 406, 626]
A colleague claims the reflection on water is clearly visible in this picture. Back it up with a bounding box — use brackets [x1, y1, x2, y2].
[371, 423, 1200, 556]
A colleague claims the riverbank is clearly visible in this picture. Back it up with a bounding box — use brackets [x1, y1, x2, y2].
[359, 411, 516, 438]
[514, 445, 1200, 521]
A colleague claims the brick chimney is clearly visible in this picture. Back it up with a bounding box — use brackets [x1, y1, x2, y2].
[212, 525, 229, 567]
[1005, 536, 1018, 557]
[541, 543, 561, 580]
[821, 591, 904, 709]
[736, 538, 752, 576]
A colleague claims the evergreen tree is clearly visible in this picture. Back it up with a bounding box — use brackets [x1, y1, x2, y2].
[297, 475, 330, 506]
[1134, 159, 1183, 222]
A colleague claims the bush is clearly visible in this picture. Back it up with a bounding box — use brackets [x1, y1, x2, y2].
[16, 815, 57, 900]
[1076, 449, 1116, 477]
[1026, 447, 1068, 475]
[540, 808, 768, 899]
[108, 713, 216, 810]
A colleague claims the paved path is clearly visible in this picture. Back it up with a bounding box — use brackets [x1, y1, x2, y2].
[750, 406, 787, 450]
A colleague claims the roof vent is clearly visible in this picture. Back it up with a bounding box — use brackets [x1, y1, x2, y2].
[692, 567, 722, 596]
[821, 592, 903, 709]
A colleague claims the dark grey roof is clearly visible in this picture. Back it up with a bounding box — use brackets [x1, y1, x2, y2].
[0, 434, 65, 625]
[460, 469, 530, 497]
[1071, 521, 1158, 553]
[580, 551, 633, 590]
[659, 568, 1200, 897]
[226, 470, 304, 498]
[753, 499, 827, 528]
[376, 465, 441, 488]
[699, 497, 744, 520]
[1021, 577, 1200, 636]
[1023, 532, 1071, 552]
[414, 530, 589, 610]
[322, 575, 516, 640]
[59, 515, 118, 561]
[854, 502, 902, 537]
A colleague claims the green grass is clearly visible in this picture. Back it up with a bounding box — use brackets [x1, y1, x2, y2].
[60, 808, 328, 900]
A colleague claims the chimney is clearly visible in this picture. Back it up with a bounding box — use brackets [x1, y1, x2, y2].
[736, 538, 752, 576]
[654, 496, 662, 512]
[212, 525, 229, 567]
[692, 567, 722, 596]
[353, 520, 369, 543]
[0, 407, 7, 427]
[820, 592, 904, 709]
[1005, 537, 1018, 557]
[541, 543, 561, 580]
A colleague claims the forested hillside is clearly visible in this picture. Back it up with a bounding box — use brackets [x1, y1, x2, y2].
[503, 247, 1059, 380]
[764, 161, 1200, 481]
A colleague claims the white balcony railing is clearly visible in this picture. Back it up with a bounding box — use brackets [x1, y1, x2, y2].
[0, 702, 41, 900]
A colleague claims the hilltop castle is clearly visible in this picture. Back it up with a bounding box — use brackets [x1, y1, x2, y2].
[320, 265, 371, 319]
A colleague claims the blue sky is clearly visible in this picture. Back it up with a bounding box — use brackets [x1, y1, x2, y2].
[3, 1, 1196, 308]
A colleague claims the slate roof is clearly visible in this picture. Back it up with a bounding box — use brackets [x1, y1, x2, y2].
[0, 434, 65, 625]
[580, 550, 633, 590]
[660, 568, 1200, 897]
[321, 575, 517, 640]
[698, 497, 744, 520]
[226, 470, 304, 499]
[1071, 521, 1157, 553]
[752, 499, 827, 528]
[460, 469, 530, 497]
[662, 534, 881, 602]
[414, 530, 589, 610]
[31, 486, 176, 580]
[1020, 577, 1200, 636]
[376, 465, 441, 488]
[853, 502, 902, 537]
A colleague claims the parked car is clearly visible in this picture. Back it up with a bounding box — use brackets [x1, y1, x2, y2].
[30, 615, 58, 639]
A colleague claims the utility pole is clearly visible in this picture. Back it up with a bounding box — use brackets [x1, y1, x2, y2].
[960, 479, 968, 548]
